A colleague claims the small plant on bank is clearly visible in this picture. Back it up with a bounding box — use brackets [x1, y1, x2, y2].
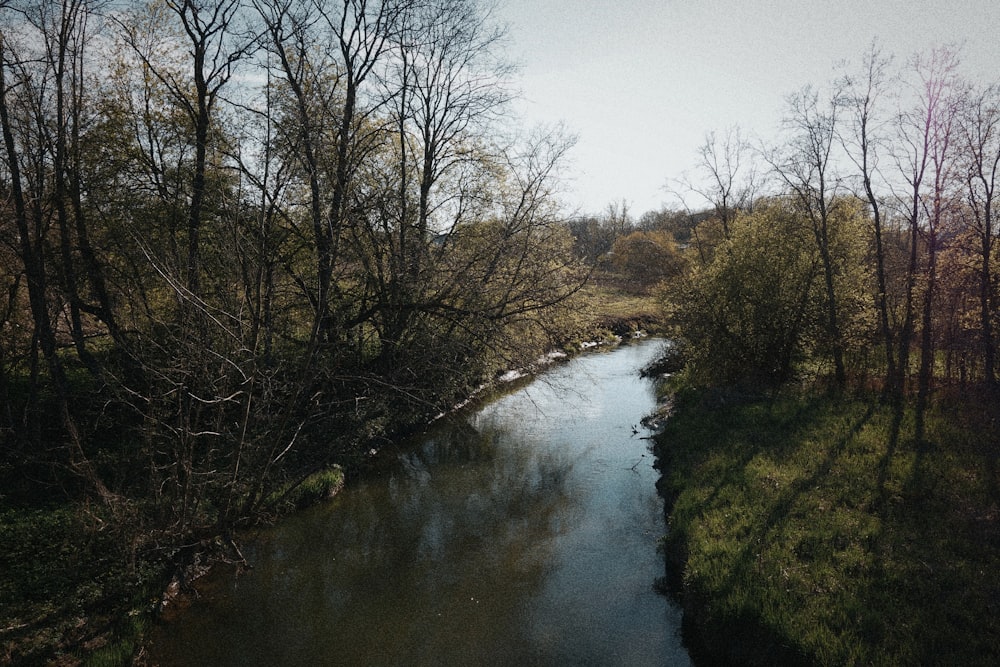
[264, 467, 346, 514]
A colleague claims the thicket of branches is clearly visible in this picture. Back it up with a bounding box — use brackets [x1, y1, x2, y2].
[665, 44, 1000, 433]
[0, 0, 582, 545]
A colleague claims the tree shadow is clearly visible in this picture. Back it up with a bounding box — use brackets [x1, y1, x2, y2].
[875, 396, 906, 511]
[677, 400, 876, 665]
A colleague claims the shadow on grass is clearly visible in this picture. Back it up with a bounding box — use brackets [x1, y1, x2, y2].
[683, 401, 875, 666]
[658, 386, 1000, 666]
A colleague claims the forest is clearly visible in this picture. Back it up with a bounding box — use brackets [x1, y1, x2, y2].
[0, 0, 588, 531]
[2, 0, 999, 662]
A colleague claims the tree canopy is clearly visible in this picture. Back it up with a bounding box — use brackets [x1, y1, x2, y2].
[0, 0, 581, 541]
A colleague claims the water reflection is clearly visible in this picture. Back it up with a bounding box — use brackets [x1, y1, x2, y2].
[148, 340, 690, 666]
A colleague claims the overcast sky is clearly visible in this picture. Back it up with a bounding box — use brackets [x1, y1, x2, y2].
[494, 0, 1000, 217]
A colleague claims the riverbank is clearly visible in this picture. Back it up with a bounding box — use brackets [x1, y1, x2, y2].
[1, 284, 666, 666]
[0, 466, 347, 667]
[144, 338, 686, 666]
[653, 385, 1000, 665]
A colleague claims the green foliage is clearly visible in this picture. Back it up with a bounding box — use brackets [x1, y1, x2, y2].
[610, 230, 686, 293]
[669, 201, 820, 388]
[0, 504, 159, 666]
[813, 196, 877, 363]
[3, 0, 585, 599]
[656, 389, 1000, 665]
[668, 198, 874, 389]
[83, 611, 148, 667]
[549, 283, 665, 349]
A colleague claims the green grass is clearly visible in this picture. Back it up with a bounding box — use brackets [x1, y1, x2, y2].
[656, 387, 1000, 666]
[82, 610, 147, 667]
[575, 281, 662, 320]
[0, 504, 161, 666]
[265, 466, 345, 514]
[552, 282, 664, 350]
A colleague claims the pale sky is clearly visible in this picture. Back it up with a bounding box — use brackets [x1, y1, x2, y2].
[495, 0, 1000, 216]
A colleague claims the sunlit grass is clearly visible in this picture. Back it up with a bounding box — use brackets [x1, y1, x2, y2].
[573, 281, 663, 320]
[553, 281, 665, 350]
[656, 389, 1000, 665]
[264, 466, 346, 514]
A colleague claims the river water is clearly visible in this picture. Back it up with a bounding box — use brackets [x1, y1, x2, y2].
[147, 339, 691, 666]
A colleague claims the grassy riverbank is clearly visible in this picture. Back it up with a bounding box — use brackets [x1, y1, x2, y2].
[654, 386, 1000, 665]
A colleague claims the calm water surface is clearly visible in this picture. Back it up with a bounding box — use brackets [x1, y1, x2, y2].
[148, 339, 691, 666]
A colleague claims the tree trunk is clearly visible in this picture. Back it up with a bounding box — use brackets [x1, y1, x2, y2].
[1, 39, 111, 501]
[916, 226, 937, 443]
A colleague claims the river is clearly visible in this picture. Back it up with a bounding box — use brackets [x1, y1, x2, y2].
[146, 338, 691, 666]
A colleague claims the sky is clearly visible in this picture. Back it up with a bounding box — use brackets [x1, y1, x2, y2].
[494, 0, 1000, 217]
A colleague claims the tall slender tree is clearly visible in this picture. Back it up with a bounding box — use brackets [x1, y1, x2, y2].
[772, 85, 848, 387]
[0, 23, 113, 501]
[119, 0, 252, 297]
[840, 42, 898, 395]
[892, 46, 963, 438]
[959, 82, 1000, 386]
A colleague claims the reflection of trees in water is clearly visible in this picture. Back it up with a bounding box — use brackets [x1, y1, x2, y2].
[228, 414, 580, 664]
[149, 341, 674, 666]
[385, 415, 577, 575]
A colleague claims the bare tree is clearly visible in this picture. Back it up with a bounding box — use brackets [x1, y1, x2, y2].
[401, 0, 512, 272]
[668, 125, 759, 245]
[603, 198, 633, 238]
[891, 45, 963, 438]
[0, 22, 114, 502]
[918, 67, 962, 430]
[771, 85, 848, 387]
[839, 41, 899, 394]
[958, 82, 1000, 386]
[366, 0, 512, 349]
[311, 0, 405, 345]
[20, 0, 118, 374]
[118, 0, 253, 296]
[254, 0, 335, 345]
